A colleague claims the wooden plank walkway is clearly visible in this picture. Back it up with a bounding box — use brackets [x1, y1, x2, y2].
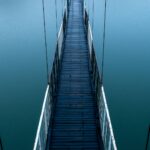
[48, 0, 104, 149]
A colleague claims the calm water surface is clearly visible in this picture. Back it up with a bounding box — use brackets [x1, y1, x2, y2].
[0, 0, 150, 149]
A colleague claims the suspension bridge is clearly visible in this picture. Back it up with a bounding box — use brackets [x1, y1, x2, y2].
[33, 0, 117, 149]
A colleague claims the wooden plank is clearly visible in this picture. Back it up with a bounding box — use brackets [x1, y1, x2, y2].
[47, 0, 103, 149]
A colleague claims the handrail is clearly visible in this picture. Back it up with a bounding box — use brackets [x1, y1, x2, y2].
[33, 2, 68, 150]
[33, 86, 50, 150]
[83, 2, 117, 150]
[33, 1, 117, 149]
[101, 87, 117, 150]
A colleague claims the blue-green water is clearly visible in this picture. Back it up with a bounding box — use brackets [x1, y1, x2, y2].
[0, 0, 150, 149]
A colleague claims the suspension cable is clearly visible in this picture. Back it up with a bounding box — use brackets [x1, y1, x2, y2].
[86, 0, 89, 15]
[92, 0, 95, 32]
[101, 0, 107, 85]
[62, 0, 64, 19]
[55, 0, 58, 37]
[42, 0, 49, 84]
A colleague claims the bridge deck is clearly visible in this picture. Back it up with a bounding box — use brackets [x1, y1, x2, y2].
[48, 0, 103, 149]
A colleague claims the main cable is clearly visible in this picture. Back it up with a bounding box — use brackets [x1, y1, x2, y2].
[62, 0, 64, 19]
[42, 0, 49, 84]
[55, 0, 58, 37]
[101, 0, 107, 85]
[92, 0, 95, 32]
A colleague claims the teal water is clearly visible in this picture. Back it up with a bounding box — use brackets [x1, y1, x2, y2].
[0, 0, 150, 149]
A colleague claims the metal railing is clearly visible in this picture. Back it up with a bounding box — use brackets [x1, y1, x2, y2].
[33, 2, 68, 150]
[33, 0, 117, 149]
[84, 3, 117, 150]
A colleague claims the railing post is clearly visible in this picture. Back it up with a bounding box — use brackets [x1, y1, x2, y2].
[38, 136, 42, 150]
[67, 0, 69, 16]
[104, 120, 108, 148]
[108, 135, 112, 150]
[82, 0, 84, 16]
[102, 109, 106, 138]
[44, 110, 48, 137]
